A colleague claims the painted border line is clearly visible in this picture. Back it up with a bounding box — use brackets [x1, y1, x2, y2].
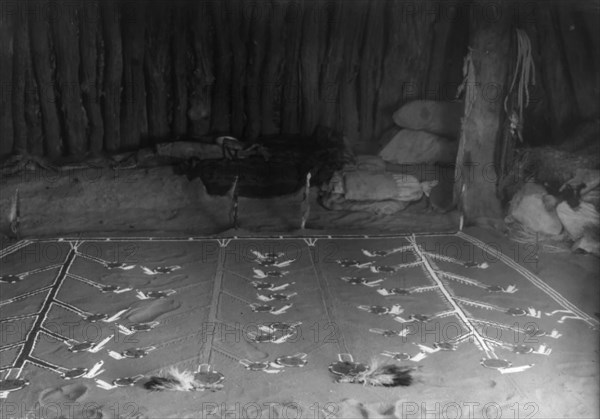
[457, 231, 599, 329]
[28, 231, 457, 243]
[0, 240, 31, 259]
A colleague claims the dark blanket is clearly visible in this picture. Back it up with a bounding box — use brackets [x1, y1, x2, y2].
[175, 128, 349, 197]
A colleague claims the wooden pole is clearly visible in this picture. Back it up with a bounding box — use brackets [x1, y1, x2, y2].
[299, 0, 324, 136]
[12, 11, 28, 155]
[121, 0, 147, 149]
[102, 1, 123, 152]
[144, 2, 171, 143]
[454, 1, 511, 225]
[210, 0, 233, 134]
[300, 172, 312, 230]
[281, 2, 303, 135]
[29, 10, 63, 158]
[24, 20, 44, 157]
[374, 0, 435, 144]
[556, 5, 598, 121]
[79, 1, 104, 155]
[339, 1, 368, 148]
[535, 6, 580, 141]
[189, 0, 214, 137]
[230, 176, 240, 230]
[172, 3, 189, 138]
[319, 1, 345, 130]
[229, 0, 250, 139]
[357, 0, 386, 150]
[260, 1, 285, 136]
[53, 3, 87, 156]
[244, 3, 268, 140]
[0, 11, 14, 157]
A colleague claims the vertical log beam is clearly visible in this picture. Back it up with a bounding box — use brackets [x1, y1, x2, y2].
[299, 0, 324, 136]
[53, 4, 87, 156]
[556, 6, 599, 120]
[210, 0, 233, 134]
[189, 1, 214, 137]
[244, 2, 268, 140]
[229, 0, 250, 138]
[425, 3, 464, 101]
[171, 3, 188, 138]
[535, 6, 578, 141]
[357, 0, 385, 150]
[260, 1, 285, 136]
[454, 2, 510, 223]
[340, 1, 368, 147]
[24, 19, 44, 157]
[281, 2, 304, 134]
[29, 10, 63, 158]
[121, 0, 147, 149]
[144, 2, 171, 143]
[79, 1, 104, 155]
[102, 1, 122, 152]
[0, 11, 14, 156]
[12, 11, 28, 154]
[375, 0, 435, 144]
[319, 1, 345, 130]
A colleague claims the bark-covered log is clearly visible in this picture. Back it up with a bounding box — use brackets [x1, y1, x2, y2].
[0, 12, 15, 156]
[229, 0, 250, 138]
[24, 22, 44, 157]
[557, 6, 599, 121]
[79, 1, 104, 155]
[189, 1, 214, 137]
[12, 12, 28, 154]
[535, 6, 578, 141]
[144, 2, 171, 143]
[29, 13, 63, 158]
[53, 5, 87, 156]
[425, 4, 467, 102]
[244, 2, 268, 140]
[260, 0, 285, 136]
[374, 0, 435, 144]
[580, 3, 600, 80]
[357, 0, 386, 150]
[425, 5, 458, 100]
[171, 3, 189, 138]
[280, 2, 304, 134]
[102, 1, 123, 152]
[121, 0, 147, 149]
[299, 0, 326, 136]
[210, 0, 233, 134]
[319, 1, 345, 131]
[454, 2, 511, 223]
[340, 1, 368, 147]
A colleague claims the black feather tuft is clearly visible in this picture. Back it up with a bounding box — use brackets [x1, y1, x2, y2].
[374, 364, 413, 387]
[144, 376, 181, 391]
[336, 361, 415, 387]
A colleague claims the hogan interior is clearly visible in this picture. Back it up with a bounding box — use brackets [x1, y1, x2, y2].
[0, 0, 599, 418]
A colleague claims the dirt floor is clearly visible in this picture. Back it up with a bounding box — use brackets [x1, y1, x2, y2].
[0, 227, 598, 419]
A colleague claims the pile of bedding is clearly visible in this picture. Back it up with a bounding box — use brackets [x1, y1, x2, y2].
[320, 156, 438, 215]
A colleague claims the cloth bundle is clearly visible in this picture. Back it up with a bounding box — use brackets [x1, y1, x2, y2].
[321, 168, 438, 215]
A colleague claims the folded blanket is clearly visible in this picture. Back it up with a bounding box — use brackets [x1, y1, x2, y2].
[344, 171, 399, 201]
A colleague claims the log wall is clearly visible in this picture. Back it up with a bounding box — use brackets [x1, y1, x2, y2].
[0, 0, 598, 160]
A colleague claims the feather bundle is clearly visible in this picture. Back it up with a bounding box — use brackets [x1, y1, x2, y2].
[336, 359, 414, 387]
[144, 367, 223, 392]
